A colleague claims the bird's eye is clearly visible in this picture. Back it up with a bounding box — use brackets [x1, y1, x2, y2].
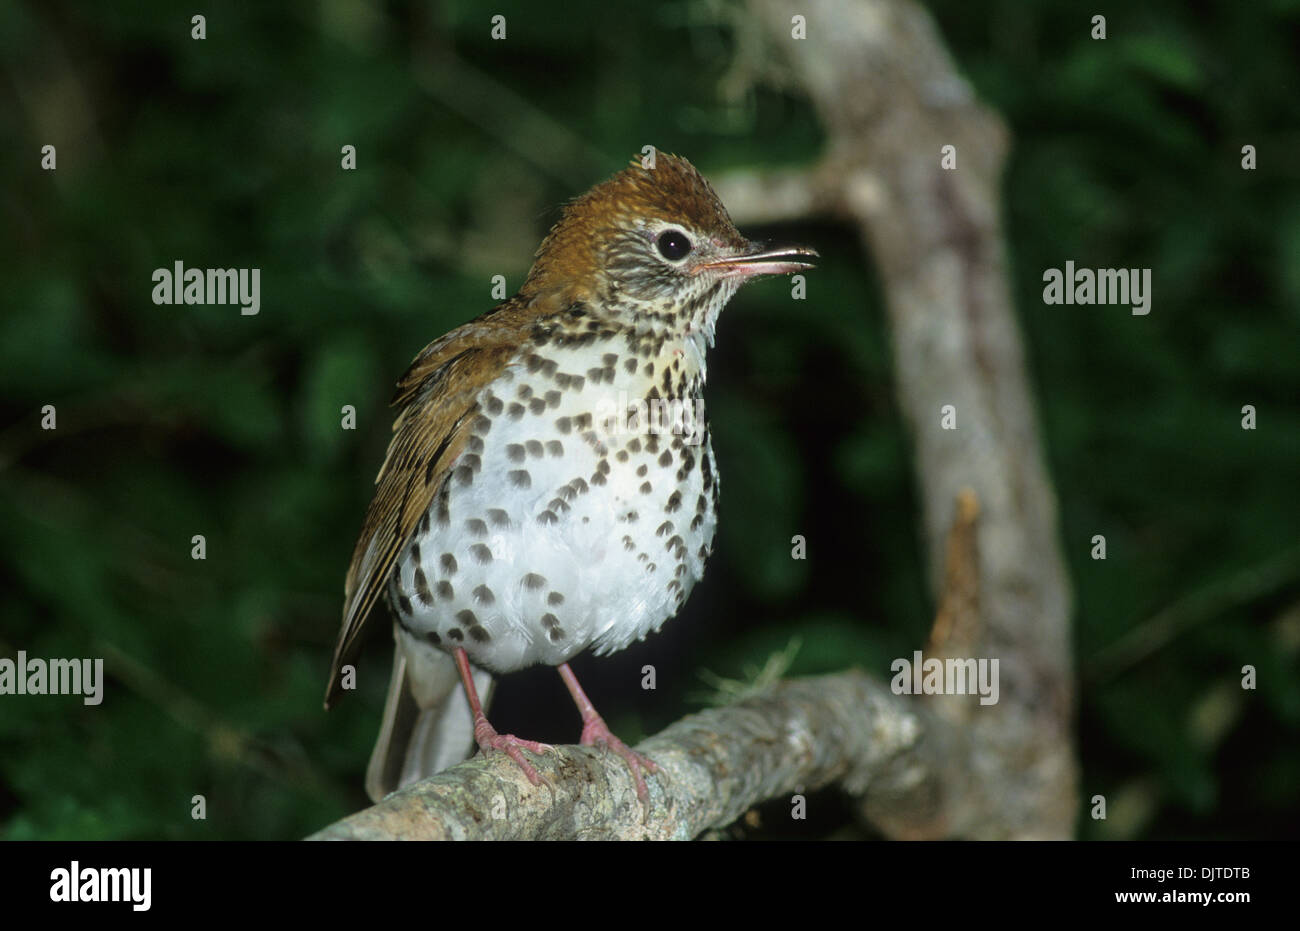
[656, 229, 693, 262]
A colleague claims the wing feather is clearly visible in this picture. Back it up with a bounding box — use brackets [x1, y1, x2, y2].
[323, 319, 524, 708]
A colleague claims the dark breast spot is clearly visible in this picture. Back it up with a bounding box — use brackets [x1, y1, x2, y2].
[508, 469, 531, 489]
[541, 613, 566, 642]
[415, 569, 434, 605]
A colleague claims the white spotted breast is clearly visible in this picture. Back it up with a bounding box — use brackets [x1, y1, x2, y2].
[387, 338, 719, 674]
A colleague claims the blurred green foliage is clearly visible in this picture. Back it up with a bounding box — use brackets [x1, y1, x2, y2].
[1, 0, 1296, 839]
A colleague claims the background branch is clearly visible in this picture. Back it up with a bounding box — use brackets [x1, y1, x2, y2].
[727, 0, 1077, 838]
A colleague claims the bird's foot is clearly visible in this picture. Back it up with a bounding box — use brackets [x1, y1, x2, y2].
[579, 716, 657, 802]
[474, 717, 552, 787]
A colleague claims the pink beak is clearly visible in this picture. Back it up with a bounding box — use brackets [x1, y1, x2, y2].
[696, 242, 818, 279]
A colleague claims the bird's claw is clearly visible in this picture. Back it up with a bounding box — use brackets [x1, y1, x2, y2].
[475, 721, 553, 787]
[580, 717, 657, 802]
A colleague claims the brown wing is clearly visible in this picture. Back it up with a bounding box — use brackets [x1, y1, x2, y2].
[323, 308, 536, 709]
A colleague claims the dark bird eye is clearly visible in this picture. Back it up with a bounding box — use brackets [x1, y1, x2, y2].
[656, 230, 692, 261]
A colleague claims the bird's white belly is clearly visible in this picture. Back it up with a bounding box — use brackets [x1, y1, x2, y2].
[389, 347, 717, 674]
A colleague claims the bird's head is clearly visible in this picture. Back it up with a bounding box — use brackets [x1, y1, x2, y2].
[522, 153, 816, 343]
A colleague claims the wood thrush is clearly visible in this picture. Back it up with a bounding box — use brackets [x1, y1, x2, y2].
[325, 152, 815, 802]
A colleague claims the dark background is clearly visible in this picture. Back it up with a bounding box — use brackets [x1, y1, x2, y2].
[1, 0, 1297, 840]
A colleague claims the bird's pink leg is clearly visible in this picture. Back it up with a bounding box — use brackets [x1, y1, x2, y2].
[453, 647, 551, 786]
[557, 662, 657, 801]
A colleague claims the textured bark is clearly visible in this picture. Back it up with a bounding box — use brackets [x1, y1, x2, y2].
[310, 670, 967, 841]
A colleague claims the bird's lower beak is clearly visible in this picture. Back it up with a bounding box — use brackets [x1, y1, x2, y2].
[697, 242, 819, 278]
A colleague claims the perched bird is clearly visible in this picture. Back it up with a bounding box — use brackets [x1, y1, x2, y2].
[325, 152, 815, 803]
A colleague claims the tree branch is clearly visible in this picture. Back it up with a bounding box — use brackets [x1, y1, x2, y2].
[310, 669, 977, 841]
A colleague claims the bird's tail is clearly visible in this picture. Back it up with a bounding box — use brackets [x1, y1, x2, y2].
[364, 630, 495, 802]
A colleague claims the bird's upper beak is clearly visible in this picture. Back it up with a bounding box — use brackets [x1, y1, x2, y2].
[695, 241, 818, 279]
